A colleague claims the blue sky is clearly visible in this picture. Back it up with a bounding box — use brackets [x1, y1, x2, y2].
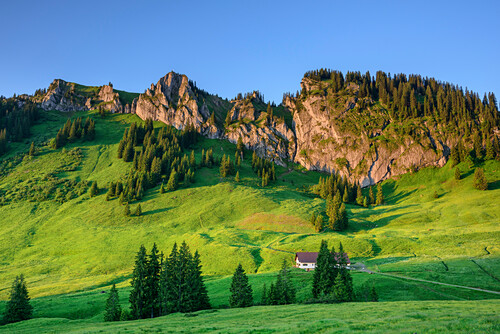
[1, 0, 499, 104]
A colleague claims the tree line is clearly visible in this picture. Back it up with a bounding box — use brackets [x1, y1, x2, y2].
[0, 98, 39, 156]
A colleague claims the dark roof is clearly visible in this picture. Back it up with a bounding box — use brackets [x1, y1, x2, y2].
[295, 252, 350, 264]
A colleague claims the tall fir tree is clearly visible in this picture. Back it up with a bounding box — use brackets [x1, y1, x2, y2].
[376, 183, 384, 205]
[165, 169, 178, 191]
[3, 275, 33, 324]
[145, 244, 161, 318]
[473, 168, 488, 190]
[312, 240, 335, 298]
[229, 264, 253, 308]
[104, 284, 121, 322]
[129, 245, 148, 319]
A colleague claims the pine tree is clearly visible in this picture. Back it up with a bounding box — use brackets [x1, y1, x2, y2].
[123, 141, 134, 162]
[237, 136, 244, 156]
[375, 183, 384, 205]
[454, 168, 461, 180]
[312, 240, 334, 298]
[342, 185, 349, 203]
[134, 204, 142, 216]
[145, 244, 161, 318]
[314, 215, 324, 232]
[28, 142, 35, 157]
[485, 139, 495, 160]
[124, 202, 131, 216]
[229, 264, 253, 308]
[473, 168, 488, 190]
[261, 283, 268, 305]
[130, 245, 148, 319]
[165, 169, 178, 191]
[368, 186, 375, 204]
[160, 182, 165, 194]
[271, 259, 296, 305]
[369, 286, 378, 302]
[355, 184, 363, 206]
[3, 275, 33, 324]
[363, 196, 368, 207]
[89, 181, 98, 197]
[339, 203, 348, 230]
[333, 272, 349, 302]
[104, 284, 121, 322]
[235, 171, 240, 182]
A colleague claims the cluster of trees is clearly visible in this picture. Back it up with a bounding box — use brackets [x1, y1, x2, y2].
[260, 260, 297, 305]
[51, 117, 96, 149]
[356, 183, 384, 207]
[302, 69, 498, 129]
[115, 121, 198, 203]
[325, 193, 348, 231]
[219, 154, 235, 177]
[312, 241, 353, 302]
[451, 136, 500, 167]
[200, 148, 215, 167]
[0, 99, 39, 155]
[251, 152, 276, 187]
[107, 242, 210, 321]
[314, 173, 356, 203]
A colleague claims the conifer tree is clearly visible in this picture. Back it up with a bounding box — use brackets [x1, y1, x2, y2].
[160, 182, 165, 194]
[130, 245, 148, 319]
[237, 136, 244, 156]
[3, 275, 33, 324]
[189, 250, 210, 311]
[368, 186, 375, 205]
[261, 283, 268, 305]
[485, 139, 495, 160]
[342, 185, 349, 203]
[369, 286, 378, 302]
[28, 142, 35, 157]
[310, 212, 316, 228]
[454, 168, 461, 180]
[312, 240, 334, 298]
[165, 169, 178, 191]
[145, 244, 161, 318]
[339, 203, 348, 230]
[104, 284, 121, 322]
[473, 168, 488, 190]
[270, 259, 296, 305]
[134, 204, 142, 216]
[189, 150, 196, 168]
[314, 215, 324, 232]
[355, 184, 363, 206]
[375, 183, 384, 205]
[89, 181, 98, 197]
[333, 273, 349, 302]
[124, 202, 131, 216]
[229, 264, 253, 308]
[363, 196, 368, 208]
[235, 171, 240, 182]
[123, 141, 134, 162]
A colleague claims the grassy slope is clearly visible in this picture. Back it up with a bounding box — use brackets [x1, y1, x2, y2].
[0, 108, 499, 330]
[1, 300, 498, 333]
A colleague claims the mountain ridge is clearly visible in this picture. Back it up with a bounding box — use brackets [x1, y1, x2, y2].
[9, 69, 500, 185]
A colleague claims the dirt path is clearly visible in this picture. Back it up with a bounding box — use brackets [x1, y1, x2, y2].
[353, 263, 500, 296]
[278, 168, 294, 179]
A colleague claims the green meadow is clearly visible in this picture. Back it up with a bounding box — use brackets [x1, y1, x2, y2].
[0, 109, 499, 332]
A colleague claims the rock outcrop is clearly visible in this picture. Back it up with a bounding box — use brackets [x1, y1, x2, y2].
[283, 77, 449, 185]
[41, 79, 89, 112]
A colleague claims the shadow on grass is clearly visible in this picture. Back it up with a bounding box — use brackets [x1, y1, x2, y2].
[143, 207, 171, 216]
[488, 180, 500, 190]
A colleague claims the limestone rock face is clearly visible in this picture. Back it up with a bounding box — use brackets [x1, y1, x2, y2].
[41, 79, 88, 112]
[132, 72, 210, 132]
[224, 97, 294, 165]
[284, 77, 451, 185]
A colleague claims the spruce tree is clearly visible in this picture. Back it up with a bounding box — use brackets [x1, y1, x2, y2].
[454, 168, 461, 180]
[134, 204, 142, 216]
[314, 215, 324, 232]
[271, 259, 296, 305]
[369, 286, 378, 302]
[375, 183, 384, 205]
[473, 168, 488, 190]
[123, 141, 134, 162]
[229, 264, 253, 308]
[130, 245, 148, 319]
[28, 142, 35, 157]
[165, 169, 178, 191]
[333, 272, 349, 302]
[261, 283, 268, 305]
[356, 184, 364, 206]
[3, 275, 33, 324]
[145, 244, 161, 318]
[485, 139, 495, 160]
[104, 284, 121, 322]
[124, 202, 130, 216]
[312, 240, 334, 298]
[339, 203, 348, 230]
[235, 171, 240, 182]
[342, 185, 349, 203]
[160, 182, 165, 194]
[237, 136, 244, 156]
[368, 186, 375, 204]
[89, 181, 98, 197]
[186, 250, 210, 312]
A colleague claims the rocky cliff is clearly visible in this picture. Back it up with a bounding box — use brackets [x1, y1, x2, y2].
[284, 77, 449, 186]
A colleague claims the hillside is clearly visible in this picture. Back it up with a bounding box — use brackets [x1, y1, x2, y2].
[0, 71, 499, 332]
[0, 109, 498, 300]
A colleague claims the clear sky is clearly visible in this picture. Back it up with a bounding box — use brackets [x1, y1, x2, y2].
[1, 0, 499, 104]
